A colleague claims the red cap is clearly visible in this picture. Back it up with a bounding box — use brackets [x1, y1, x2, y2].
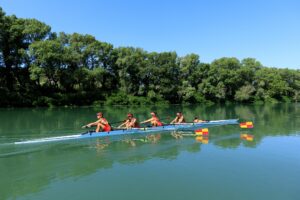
[127, 113, 133, 117]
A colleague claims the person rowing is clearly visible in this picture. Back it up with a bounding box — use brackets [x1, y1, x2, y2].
[140, 112, 163, 127]
[170, 112, 186, 124]
[82, 112, 111, 132]
[118, 113, 140, 128]
[193, 116, 206, 123]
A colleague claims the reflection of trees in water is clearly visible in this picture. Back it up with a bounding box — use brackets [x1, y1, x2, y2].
[214, 137, 241, 149]
[0, 142, 114, 200]
[0, 125, 296, 200]
[1, 104, 299, 137]
[186, 143, 201, 153]
[1, 104, 299, 199]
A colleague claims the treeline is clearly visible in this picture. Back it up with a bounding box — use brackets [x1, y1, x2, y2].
[0, 7, 299, 107]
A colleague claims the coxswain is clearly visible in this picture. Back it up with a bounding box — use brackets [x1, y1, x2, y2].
[193, 117, 205, 123]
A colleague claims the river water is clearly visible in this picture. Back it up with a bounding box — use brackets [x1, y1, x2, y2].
[0, 104, 299, 200]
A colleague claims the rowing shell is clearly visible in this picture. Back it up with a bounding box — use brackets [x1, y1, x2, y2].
[14, 119, 239, 145]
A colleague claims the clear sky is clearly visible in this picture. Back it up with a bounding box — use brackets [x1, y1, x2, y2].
[1, 0, 299, 69]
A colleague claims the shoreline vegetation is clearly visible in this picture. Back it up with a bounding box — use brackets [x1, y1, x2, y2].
[0, 7, 299, 107]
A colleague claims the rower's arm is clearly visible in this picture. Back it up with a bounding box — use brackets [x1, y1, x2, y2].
[101, 119, 108, 125]
[170, 117, 176, 124]
[140, 118, 151, 124]
[118, 120, 127, 128]
[86, 119, 101, 127]
[129, 118, 137, 126]
[178, 116, 184, 123]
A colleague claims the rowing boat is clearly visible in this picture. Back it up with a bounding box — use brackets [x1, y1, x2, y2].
[14, 119, 239, 145]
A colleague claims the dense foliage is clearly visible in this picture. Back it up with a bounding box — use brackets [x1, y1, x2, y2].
[0, 7, 299, 107]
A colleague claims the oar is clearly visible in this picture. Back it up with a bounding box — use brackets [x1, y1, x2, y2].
[81, 125, 89, 129]
[162, 120, 209, 126]
[111, 126, 132, 130]
[161, 116, 171, 121]
[110, 120, 126, 125]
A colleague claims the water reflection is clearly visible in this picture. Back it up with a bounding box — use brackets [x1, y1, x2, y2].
[0, 104, 299, 137]
[0, 128, 299, 200]
[0, 103, 299, 200]
[240, 133, 254, 141]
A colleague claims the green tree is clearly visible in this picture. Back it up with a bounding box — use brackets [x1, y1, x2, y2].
[29, 39, 64, 88]
[145, 52, 180, 103]
[114, 47, 147, 95]
[0, 9, 51, 106]
[1, 6, 300, 107]
[234, 84, 256, 102]
[199, 57, 242, 101]
[254, 68, 290, 101]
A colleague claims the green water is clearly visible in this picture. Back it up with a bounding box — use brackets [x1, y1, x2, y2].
[0, 104, 299, 200]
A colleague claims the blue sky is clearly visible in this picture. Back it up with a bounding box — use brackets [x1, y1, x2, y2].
[1, 0, 299, 69]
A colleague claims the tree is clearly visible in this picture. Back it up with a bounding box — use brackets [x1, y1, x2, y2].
[29, 39, 64, 88]
[145, 51, 180, 102]
[199, 57, 242, 101]
[254, 68, 290, 101]
[114, 47, 147, 95]
[179, 53, 200, 85]
[234, 85, 256, 102]
[1, 6, 300, 106]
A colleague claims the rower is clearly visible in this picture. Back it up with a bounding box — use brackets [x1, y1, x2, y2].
[83, 112, 111, 132]
[193, 116, 205, 123]
[170, 112, 185, 124]
[140, 112, 163, 127]
[118, 113, 140, 128]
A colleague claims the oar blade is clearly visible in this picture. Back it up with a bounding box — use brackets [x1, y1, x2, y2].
[194, 128, 209, 136]
[239, 122, 254, 129]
